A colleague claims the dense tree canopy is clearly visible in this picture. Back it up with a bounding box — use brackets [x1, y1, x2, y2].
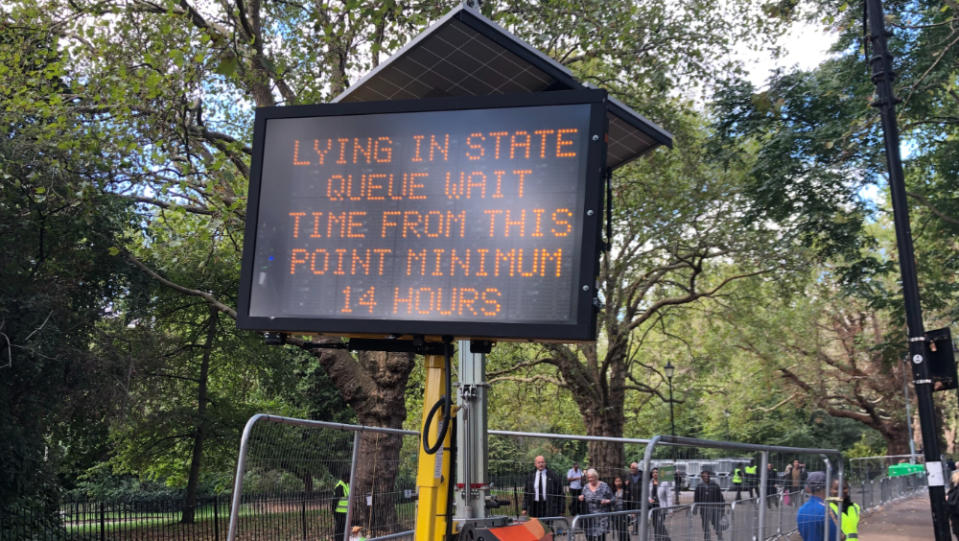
[0, 23, 138, 513]
[712, 0, 958, 449]
[2, 0, 955, 527]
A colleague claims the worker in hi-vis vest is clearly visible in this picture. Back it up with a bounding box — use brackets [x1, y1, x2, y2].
[732, 465, 744, 501]
[829, 478, 861, 539]
[333, 471, 351, 541]
[745, 461, 759, 498]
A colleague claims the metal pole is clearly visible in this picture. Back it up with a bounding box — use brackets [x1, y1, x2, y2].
[345, 431, 361, 541]
[902, 355, 918, 462]
[667, 376, 679, 504]
[639, 437, 660, 541]
[758, 451, 768, 541]
[864, 0, 948, 538]
[415, 351, 454, 541]
[455, 341, 489, 520]
[668, 377, 675, 444]
[824, 457, 841, 541]
[227, 414, 264, 541]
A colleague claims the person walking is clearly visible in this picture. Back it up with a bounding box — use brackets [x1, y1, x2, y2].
[731, 465, 744, 501]
[332, 471, 350, 541]
[578, 468, 613, 541]
[568, 462, 584, 515]
[785, 460, 805, 506]
[829, 478, 860, 541]
[745, 460, 759, 499]
[765, 463, 779, 509]
[796, 472, 838, 541]
[522, 455, 564, 518]
[693, 470, 725, 541]
[947, 469, 959, 540]
[648, 468, 671, 541]
[625, 461, 644, 533]
[611, 476, 630, 541]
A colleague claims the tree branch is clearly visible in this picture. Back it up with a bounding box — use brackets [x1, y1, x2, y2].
[125, 253, 238, 318]
[627, 268, 773, 332]
[900, 30, 959, 111]
[488, 374, 565, 386]
[907, 191, 959, 225]
[485, 356, 556, 378]
[124, 195, 215, 216]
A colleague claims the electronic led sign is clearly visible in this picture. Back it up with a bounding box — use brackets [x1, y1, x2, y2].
[238, 90, 608, 341]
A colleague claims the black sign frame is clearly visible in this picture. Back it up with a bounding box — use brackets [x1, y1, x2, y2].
[237, 89, 608, 341]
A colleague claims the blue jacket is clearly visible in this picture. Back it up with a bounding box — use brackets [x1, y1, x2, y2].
[797, 495, 839, 541]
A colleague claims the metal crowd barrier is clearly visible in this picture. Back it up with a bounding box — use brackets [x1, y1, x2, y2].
[368, 530, 415, 541]
[638, 435, 843, 541]
[227, 414, 419, 541]
[570, 509, 636, 540]
[228, 414, 931, 541]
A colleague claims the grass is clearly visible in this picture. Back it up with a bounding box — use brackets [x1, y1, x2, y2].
[52, 497, 418, 540]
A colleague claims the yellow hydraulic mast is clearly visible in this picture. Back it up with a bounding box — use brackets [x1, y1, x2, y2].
[415, 349, 455, 541]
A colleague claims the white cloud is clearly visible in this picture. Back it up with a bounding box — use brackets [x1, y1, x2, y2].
[740, 22, 838, 89]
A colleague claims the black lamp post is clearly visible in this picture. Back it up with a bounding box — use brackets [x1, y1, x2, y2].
[664, 361, 678, 503]
[664, 361, 675, 441]
[864, 0, 948, 537]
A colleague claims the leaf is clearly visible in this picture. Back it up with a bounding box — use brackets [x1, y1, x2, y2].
[214, 56, 238, 77]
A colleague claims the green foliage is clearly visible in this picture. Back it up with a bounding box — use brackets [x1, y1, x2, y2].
[713, 0, 959, 315]
[845, 431, 888, 460]
[0, 19, 136, 511]
[295, 356, 357, 424]
[64, 471, 190, 501]
[711, 64, 880, 265]
[706, 0, 959, 455]
[102, 314, 307, 489]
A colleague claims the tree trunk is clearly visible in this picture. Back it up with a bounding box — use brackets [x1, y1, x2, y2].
[351, 430, 407, 535]
[551, 342, 629, 481]
[182, 308, 217, 524]
[582, 406, 626, 482]
[303, 473, 314, 496]
[316, 349, 415, 535]
[882, 419, 912, 456]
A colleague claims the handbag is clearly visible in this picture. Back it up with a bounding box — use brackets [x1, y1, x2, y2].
[719, 514, 729, 532]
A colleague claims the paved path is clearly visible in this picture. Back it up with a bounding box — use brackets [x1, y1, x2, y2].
[786, 494, 938, 540]
[858, 494, 937, 541]
[780, 493, 937, 541]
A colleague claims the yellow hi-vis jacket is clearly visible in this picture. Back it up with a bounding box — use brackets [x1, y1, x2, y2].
[335, 480, 350, 514]
[745, 465, 758, 476]
[732, 468, 743, 484]
[829, 501, 861, 539]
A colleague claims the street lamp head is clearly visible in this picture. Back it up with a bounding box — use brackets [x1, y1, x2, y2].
[664, 361, 674, 379]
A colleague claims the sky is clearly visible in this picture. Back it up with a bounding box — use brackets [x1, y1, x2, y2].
[742, 22, 839, 89]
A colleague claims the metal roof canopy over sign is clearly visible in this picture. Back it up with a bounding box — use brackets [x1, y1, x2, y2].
[333, 2, 672, 169]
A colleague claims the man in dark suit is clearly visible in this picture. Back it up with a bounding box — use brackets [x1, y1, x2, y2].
[624, 461, 644, 508]
[521, 455, 564, 517]
[624, 461, 644, 533]
[693, 470, 725, 541]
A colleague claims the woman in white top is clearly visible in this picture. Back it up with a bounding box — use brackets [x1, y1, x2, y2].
[648, 469, 672, 541]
